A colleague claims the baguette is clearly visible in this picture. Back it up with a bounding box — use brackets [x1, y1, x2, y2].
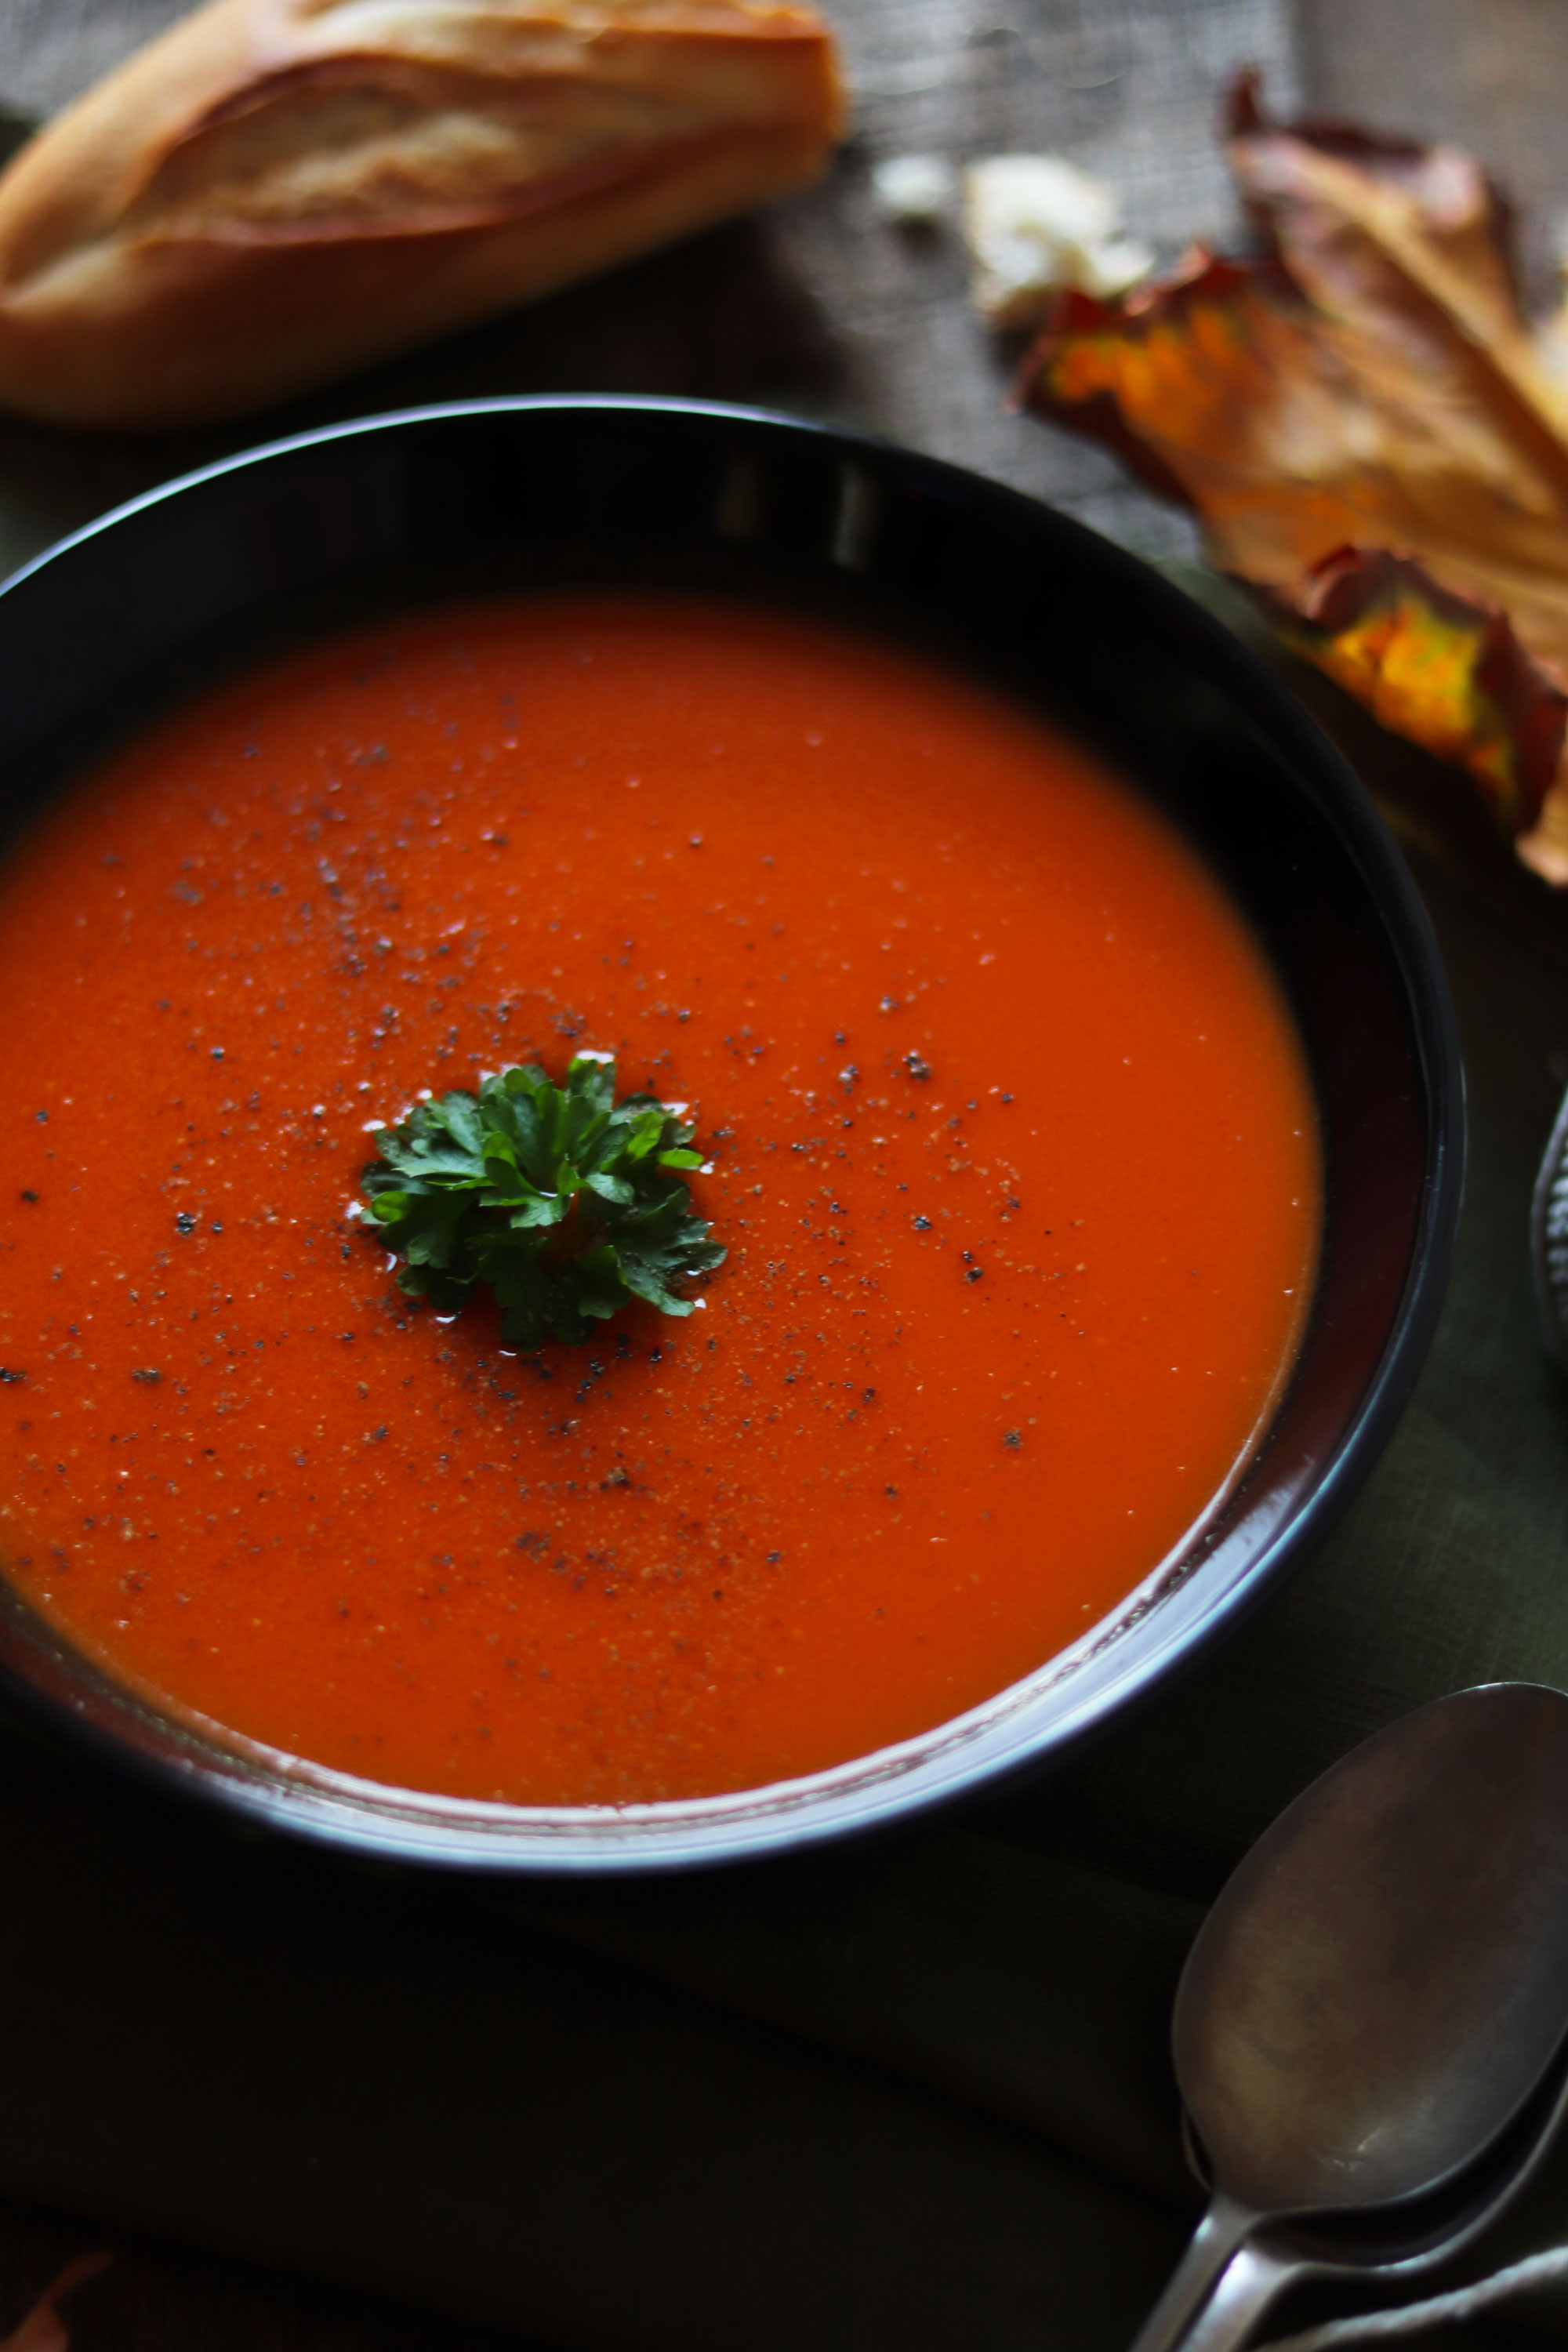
[0, 0, 845, 431]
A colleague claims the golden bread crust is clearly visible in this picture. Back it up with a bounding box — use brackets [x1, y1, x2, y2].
[0, 0, 844, 428]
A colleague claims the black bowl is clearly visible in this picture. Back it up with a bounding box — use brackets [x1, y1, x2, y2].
[0, 398, 1462, 1870]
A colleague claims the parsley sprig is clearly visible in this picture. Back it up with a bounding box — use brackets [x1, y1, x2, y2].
[361, 1055, 725, 1348]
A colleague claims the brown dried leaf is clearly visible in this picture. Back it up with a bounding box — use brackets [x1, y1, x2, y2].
[1019, 74, 1568, 880]
[0, 2256, 111, 2352]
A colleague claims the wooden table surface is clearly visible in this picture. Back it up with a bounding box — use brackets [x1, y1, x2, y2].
[2, 0, 1566, 2342]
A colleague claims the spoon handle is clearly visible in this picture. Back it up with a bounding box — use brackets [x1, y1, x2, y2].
[1127, 2194, 1258, 2352]
[1174, 2240, 1302, 2352]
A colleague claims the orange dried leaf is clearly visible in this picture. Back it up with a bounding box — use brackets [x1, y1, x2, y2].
[1018, 76, 1568, 878]
[0, 2256, 111, 2352]
[1275, 546, 1568, 834]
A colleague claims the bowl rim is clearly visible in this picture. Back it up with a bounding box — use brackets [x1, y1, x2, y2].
[0, 394, 1465, 1872]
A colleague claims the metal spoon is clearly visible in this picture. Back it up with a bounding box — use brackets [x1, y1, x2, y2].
[1131, 1683, 1568, 2352]
[1171, 2044, 1568, 2352]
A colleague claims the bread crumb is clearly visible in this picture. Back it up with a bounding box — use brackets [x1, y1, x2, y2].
[962, 154, 1152, 328]
[871, 153, 957, 226]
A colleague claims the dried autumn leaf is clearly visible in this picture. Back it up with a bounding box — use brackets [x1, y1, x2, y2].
[1019, 75, 1568, 880]
[0, 2255, 111, 2352]
[1278, 547, 1568, 828]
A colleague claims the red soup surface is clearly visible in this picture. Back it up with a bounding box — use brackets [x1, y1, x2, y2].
[0, 596, 1319, 1805]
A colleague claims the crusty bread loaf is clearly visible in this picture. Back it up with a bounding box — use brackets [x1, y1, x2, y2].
[0, 0, 844, 431]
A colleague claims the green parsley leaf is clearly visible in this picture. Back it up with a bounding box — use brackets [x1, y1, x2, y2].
[360, 1056, 725, 1348]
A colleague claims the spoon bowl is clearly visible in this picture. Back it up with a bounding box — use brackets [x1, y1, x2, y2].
[1180, 1682, 1568, 2215]
[1134, 1685, 1568, 2352]
[1173, 2049, 1568, 2352]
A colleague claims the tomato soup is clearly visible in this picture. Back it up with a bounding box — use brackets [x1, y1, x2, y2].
[0, 597, 1319, 1805]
